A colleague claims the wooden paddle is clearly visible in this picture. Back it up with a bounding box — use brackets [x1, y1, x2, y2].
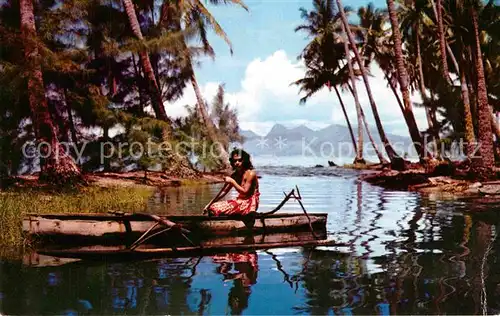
[202, 171, 237, 214]
[202, 182, 230, 214]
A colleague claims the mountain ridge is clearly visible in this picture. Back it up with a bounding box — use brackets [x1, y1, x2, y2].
[238, 123, 415, 157]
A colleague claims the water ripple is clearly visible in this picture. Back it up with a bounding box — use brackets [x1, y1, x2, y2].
[5, 164, 500, 315]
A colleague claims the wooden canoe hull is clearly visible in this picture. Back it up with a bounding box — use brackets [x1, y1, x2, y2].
[23, 212, 328, 244]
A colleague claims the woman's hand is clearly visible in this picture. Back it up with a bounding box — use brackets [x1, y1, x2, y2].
[224, 176, 235, 185]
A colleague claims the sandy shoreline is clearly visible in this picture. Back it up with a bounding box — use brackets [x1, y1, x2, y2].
[3, 171, 225, 190]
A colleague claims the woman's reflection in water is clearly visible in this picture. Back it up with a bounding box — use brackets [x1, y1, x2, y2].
[212, 252, 258, 315]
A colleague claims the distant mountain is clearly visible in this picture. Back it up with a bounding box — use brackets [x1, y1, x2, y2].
[240, 129, 260, 140]
[239, 123, 415, 158]
[266, 123, 288, 137]
[267, 124, 315, 141]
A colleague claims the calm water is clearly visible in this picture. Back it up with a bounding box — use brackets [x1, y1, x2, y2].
[2, 159, 500, 315]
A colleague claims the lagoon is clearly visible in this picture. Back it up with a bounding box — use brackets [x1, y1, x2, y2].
[1, 160, 499, 314]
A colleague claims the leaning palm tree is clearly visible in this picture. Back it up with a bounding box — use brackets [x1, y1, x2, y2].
[385, 0, 427, 161]
[294, 0, 365, 163]
[122, 0, 170, 122]
[339, 21, 365, 164]
[456, 32, 477, 158]
[162, 0, 248, 169]
[292, 60, 360, 159]
[469, 0, 495, 175]
[336, 0, 403, 165]
[19, 0, 82, 184]
[427, 0, 478, 157]
[398, 0, 441, 158]
[434, 0, 450, 80]
[356, 3, 387, 66]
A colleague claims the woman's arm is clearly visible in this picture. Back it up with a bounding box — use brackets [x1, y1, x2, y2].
[229, 171, 256, 195]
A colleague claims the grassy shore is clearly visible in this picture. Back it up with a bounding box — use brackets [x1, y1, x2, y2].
[0, 185, 154, 256]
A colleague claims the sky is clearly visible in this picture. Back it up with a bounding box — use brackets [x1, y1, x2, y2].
[166, 0, 429, 137]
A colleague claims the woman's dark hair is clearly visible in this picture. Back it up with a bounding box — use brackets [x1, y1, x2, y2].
[229, 148, 253, 171]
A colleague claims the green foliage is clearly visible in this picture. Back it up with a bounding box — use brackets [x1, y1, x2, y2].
[210, 84, 244, 146]
[175, 84, 243, 171]
[0, 0, 248, 176]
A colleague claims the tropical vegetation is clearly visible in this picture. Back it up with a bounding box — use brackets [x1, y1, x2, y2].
[1, 0, 500, 186]
[0, 0, 246, 186]
[294, 0, 500, 179]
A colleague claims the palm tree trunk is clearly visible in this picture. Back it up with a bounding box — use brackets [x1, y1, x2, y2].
[122, 0, 169, 122]
[333, 86, 357, 156]
[339, 21, 364, 164]
[63, 88, 78, 145]
[102, 126, 111, 172]
[360, 104, 387, 164]
[347, 84, 388, 164]
[386, 0, 426, 161]
[190, 71, 230, 169]
[431, 0, 459, 83]
[416, 28, 440, 159]
[20, 0, 81, 184]
[471, 7, 495, 176]
[131, 53, 146, 115]
[440, 15, 478, 160]
[467, 46, 480, 139]
[446, 43, 460, 77]
[435, 0, 449, 80]
[458, 43, 477, 158]
[381, 68, 405, 113]
[336, 0, 401, 163]
[123, 1, 197, 176]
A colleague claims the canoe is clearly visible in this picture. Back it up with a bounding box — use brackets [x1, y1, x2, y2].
[23, 212, 328, 244]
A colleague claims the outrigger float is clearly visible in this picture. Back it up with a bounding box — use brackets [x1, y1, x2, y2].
[23, 187, 341, 260]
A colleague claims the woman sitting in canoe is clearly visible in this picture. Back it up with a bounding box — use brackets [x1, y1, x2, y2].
[205, 148, 260, 216]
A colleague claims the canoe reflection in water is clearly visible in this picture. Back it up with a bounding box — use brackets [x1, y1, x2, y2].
[211, 251, 258, 314]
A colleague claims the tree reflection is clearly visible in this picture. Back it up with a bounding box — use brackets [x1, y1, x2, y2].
[6, 208, 500, 315]
[294, 248, 362, 314]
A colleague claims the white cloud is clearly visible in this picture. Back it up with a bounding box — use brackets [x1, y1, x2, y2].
[167, 82, 222, 118]
[166, 49, 429, 138]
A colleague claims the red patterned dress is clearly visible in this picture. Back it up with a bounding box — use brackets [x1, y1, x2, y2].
[208, 189, 260, 216]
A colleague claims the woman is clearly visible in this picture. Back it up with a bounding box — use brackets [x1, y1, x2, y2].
[206, 149, 260, 216]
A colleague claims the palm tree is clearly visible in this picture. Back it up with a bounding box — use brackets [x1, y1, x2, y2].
[339, 21, 365, 163]
[163, 0, 248, 169]
[336, 0, 403, 164]
[356, 3, 387, 66]
[429, 0, 477, 157]
[385, 0, 426, 161]
[399, 0, 441, 158]
[293, 0, 365, 163]
[470, 2, 495, 175]
[19, 0, 82, 184]
[435, 0, 450, 79]
[122, 0, 169, 123]
[333, 86, 358, 155]
[457, 35, 477, 157]
[292, 60, 360, 159]
[344, 82, 388, 164]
